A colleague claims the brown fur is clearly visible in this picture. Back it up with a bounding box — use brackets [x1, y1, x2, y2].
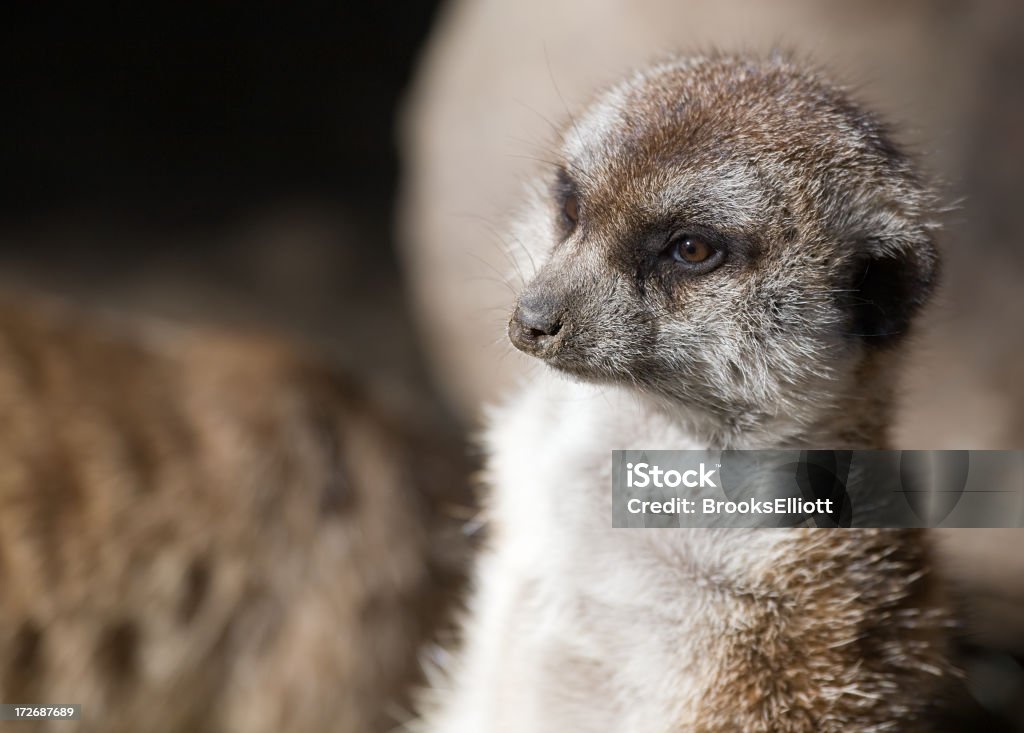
[0, 293, 471, 732]
[693, 530, 953, 732]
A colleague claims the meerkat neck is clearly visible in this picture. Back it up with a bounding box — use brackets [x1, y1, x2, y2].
[804, 351, 901, 451]
[797, 403, 895, 451]
[642, 353, 900, 451]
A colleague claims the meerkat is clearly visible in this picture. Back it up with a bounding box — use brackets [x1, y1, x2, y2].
[0, 293, 470, 733]
[416, 53, 956, 732]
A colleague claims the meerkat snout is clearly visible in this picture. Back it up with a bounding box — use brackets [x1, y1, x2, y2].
[506, 54, 940, 438]
[508, 289, 564, 356]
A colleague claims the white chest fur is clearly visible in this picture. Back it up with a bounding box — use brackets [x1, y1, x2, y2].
[420, 372, 799, 732]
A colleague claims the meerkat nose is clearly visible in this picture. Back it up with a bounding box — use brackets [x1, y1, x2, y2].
[508, 298, 564, 357]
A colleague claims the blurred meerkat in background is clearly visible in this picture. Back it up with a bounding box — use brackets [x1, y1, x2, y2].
[416, 53, 961, 732]
[0, 293, 471, 733]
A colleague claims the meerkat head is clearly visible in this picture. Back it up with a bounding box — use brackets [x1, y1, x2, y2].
[507, 53, 940, 444]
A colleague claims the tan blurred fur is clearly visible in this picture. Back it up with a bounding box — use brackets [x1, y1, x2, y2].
[0, 294, 469, 732]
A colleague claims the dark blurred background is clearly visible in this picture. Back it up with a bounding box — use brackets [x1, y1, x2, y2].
[0, 6, 444, 414]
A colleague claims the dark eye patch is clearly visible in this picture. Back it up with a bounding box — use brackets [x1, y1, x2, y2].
[612, 219, 762, 298]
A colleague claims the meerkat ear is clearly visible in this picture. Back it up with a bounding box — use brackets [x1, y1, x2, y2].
[847, 234, 939, 347]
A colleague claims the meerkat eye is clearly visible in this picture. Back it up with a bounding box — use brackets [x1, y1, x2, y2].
[564, 192, 580, 226]
[664, 233, 725, 274]
[554, 167, 581, 234]
[672, 235, 712, 263]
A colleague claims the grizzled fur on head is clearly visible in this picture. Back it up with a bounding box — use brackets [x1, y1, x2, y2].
[508, 53, 940, 447]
